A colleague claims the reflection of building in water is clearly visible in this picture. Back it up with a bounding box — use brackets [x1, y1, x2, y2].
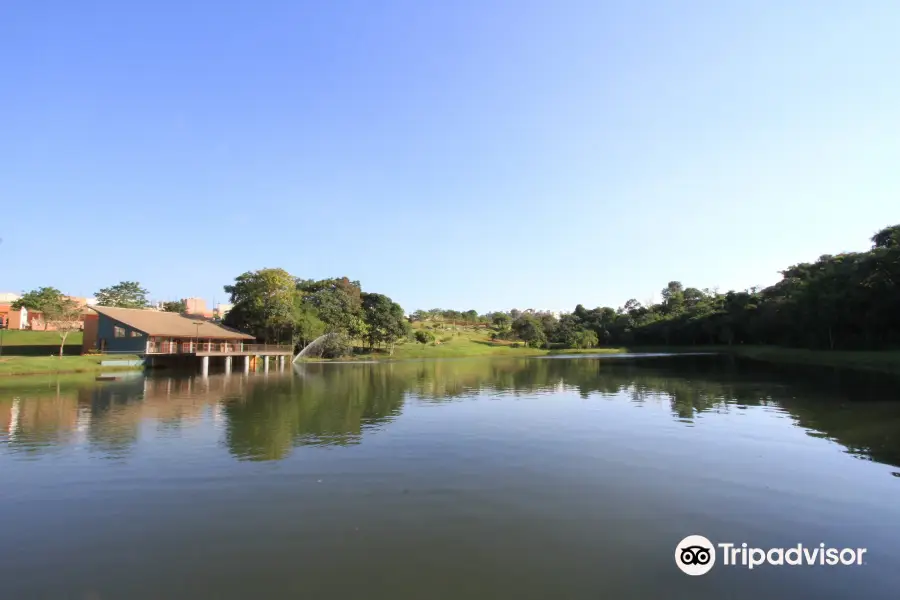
[1, 391, 80, 448]
[0, 373, 288, 457]
[7, 398, 20, 440]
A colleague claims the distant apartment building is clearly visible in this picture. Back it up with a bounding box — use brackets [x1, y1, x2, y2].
[66, 296, 97, 308]
[214, 303, 233, 319]
[0, 292, 21, 304]
[182, 297, 214, 318]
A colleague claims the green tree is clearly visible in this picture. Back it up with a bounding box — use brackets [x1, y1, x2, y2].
[319, 333, 352, 358]
[872, 224, 900, 249]
[492, 313, 511, 331]
[574, 329, 599, 349]
[661, 281, 685, 315]
[512, 315, 547, 348]
[11, 287, 67, 310]
[95, 281, 150, 308]
[223, 268, 297, 343]
[291, 300, 326, 350]
[161, 300, 187, 313]
[14, 287, 82, 357]
[362, 292, 408, 355]
[415, 330, 435, 345]
[298, 277, 365, 337]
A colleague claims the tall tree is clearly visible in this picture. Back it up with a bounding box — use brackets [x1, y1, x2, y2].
[298, 278, 365, 337]
[512, 315, 547, 348]
[872, 224, 900, 249]
[290, 297, 326, 349]
[661, 281, 685, 315]
[492, 313, 512, 332]
[223, 268, 298, 343]
[362, 292, 408, 355]
[95, 281, 149, 309]
[44, 297, 83, 358]
[12, 287, 67, 310]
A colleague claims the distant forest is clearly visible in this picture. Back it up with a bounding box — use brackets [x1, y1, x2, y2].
[416, 224, 900, 351]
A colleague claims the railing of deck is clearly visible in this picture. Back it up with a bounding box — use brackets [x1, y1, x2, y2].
[145, 341, 293, 354]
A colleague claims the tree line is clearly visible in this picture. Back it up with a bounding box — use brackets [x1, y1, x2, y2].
[423, 223, 900, 351]
[10, 223, 898, 356]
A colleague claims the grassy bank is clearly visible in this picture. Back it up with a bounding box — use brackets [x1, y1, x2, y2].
[0, 354, 142, 377]
[343, 327, 900, 375]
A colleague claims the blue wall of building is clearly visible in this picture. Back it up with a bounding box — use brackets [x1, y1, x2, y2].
[97, 314, 149, 354]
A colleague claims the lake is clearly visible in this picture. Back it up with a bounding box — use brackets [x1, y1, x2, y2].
[1, 355, 899, 599]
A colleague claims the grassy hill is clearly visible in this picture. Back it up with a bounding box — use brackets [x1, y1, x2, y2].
[354, 324, 627, 360]
[349, 323, 900, 375]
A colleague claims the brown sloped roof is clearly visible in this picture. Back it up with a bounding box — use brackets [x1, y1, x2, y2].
[90, 306, 254, 340]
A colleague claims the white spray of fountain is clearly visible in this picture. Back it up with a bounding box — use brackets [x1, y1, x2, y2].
[292, 333, 340, 363]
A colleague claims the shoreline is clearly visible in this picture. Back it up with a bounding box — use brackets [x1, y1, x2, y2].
[3, 345, 899, 381]
[324, 345, 900, 375]
[0, 355, 143, 379]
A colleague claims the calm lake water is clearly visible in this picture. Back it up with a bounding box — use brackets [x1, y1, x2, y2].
[2, 355, 899, 599]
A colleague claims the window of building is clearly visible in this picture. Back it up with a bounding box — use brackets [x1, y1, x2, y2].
[130, 330, 143, 337]
[114, 326, 126, 338]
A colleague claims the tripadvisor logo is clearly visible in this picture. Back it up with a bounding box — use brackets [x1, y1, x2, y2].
[676, 535, 716, 576]
[674, 535, 867, 576]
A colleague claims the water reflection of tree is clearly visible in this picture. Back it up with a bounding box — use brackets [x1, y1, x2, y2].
[3, 357, 900, 467]
[223, 365, 407, 461]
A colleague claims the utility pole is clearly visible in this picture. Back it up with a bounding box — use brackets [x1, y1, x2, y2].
[194, 321, 204, 352]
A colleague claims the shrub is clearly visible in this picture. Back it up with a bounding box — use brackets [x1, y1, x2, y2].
[319, 333, 352, 358]
[415, 330, 435, 345]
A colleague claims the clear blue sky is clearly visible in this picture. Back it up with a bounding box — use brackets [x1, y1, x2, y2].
[2, 1, 897, 313]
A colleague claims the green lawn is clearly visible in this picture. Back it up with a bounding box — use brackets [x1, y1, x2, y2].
[0, 354, 142, 377]
[349, 327, 627, 360]
[345, 326, 900, 375]
[0, 330, 83, 346]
